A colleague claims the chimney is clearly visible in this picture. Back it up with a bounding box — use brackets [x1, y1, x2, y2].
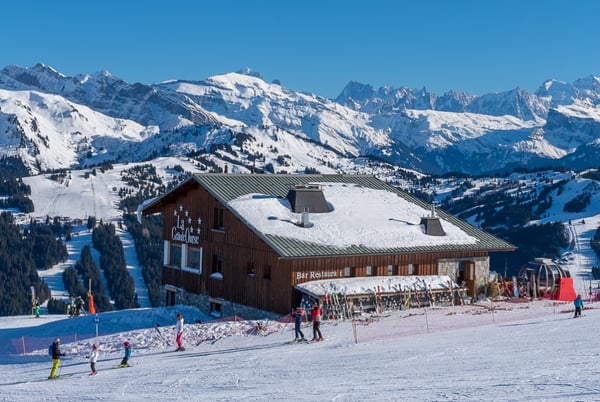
[300, 208, 314, 228]
[286, 184, 329, 213]
[420, 202, 445, 236]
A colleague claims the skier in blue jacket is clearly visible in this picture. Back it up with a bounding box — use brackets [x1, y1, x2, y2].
[574, 294, 583, 318]
[120, 341, 132, 367]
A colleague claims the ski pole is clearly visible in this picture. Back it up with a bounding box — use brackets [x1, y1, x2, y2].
[155, 324, 168, 350]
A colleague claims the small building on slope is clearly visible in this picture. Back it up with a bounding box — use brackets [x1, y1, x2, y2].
[141, 173, 515, 318]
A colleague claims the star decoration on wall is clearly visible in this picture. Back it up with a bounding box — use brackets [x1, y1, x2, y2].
[172, 206, 202, 242]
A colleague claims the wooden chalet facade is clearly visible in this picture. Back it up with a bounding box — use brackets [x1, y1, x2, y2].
[142, 174, 515, 318]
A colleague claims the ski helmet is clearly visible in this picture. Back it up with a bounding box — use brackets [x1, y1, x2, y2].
[92, 344, 98, 349]
[124, 341, 130, 346]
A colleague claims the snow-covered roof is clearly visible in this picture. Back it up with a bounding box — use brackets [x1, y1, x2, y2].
[143, 174, 515, 257]
[228, 183, 474, 250]
[295, 275, 456, 298]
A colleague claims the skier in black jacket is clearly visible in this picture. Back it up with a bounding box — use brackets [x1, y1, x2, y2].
[48, 338, 65, 379]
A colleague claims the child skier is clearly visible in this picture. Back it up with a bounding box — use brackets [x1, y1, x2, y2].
[120, 341, 132, 367]
[89, 344, 99, 376]
[574, 294, 584, 318]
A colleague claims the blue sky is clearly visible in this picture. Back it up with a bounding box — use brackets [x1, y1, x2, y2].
[2, 0, 599, 99]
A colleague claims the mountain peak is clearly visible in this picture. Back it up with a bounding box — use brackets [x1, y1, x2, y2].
[31, 63, 64, 77]
[93, 69, 113, 78]
[236, 67, 263, 80]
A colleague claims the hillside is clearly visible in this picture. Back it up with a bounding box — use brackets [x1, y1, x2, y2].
[8, 158, 600, 317]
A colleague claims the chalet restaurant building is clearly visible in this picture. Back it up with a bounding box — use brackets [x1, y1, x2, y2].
[142, 174, 515, 319]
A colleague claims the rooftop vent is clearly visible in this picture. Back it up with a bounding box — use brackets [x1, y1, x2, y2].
[298, 209, 314, 228]
[419, 202, 445, 236]
[286, 184, 329, 213]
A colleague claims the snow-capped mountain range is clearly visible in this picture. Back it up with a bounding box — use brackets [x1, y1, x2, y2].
[1, 63, 600, 175]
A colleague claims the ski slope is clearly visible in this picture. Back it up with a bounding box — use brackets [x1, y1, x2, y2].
[0, 301, 598, 401]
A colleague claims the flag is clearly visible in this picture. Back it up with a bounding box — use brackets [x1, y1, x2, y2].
[88, 291, 96, 314]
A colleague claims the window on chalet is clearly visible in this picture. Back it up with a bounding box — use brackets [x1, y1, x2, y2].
[344, 266, 353, 277]
[408, 263, 419, 275]
[247, 262, 255, 277]
[169, 243, 182, 267]
[263, 264, 271, 280]
[186, 247, 202, 273]
[387, 265, 395, 276]
[210, 255, 223, 280]
[366, 265, 374, 276]
[213, 207, 224, 230]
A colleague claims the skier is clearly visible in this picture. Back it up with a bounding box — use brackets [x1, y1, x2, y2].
[48, 338, 65, 379]
[67, 296, 75, 318]
[574, 294, 583, 318]
[75, 296, 85, 316]
[120, 341, 132, 367]
[88, 344, 99, 376]
[33, 299, 40, 318]
[291, 306, 307, 341]
[310, 302, 324, 341]
[175, 313, 185, 351]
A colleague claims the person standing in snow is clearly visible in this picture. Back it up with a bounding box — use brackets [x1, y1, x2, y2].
[33, 299, 40, 318]
[574, 294, 584, 318]
[75, 296, 85, 316]
[120, 341, 132, 367]
[310, 302, 324, 341]
[67, 296, 75, 317]
[175, 313, 185, 351]
[291, 306, 307, 341]
[88, 344, 99, 376]
[48, 338, 65, 379]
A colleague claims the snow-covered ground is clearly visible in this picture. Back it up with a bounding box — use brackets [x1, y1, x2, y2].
[0, 300, 598, 401]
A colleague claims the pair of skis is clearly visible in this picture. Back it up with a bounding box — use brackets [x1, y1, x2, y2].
[155, 323, 184, 352]
[325, 290, 346, 320]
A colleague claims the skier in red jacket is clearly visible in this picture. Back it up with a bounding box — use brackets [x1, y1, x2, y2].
[310, 302, 324, 341]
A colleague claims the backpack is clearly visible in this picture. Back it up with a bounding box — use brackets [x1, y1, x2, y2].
[48, 344, 53, 357]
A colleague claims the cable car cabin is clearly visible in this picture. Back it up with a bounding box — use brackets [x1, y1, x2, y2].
[518, 258, 576, 301]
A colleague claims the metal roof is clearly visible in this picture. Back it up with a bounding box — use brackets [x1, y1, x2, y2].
[144, 173, 515, 258]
